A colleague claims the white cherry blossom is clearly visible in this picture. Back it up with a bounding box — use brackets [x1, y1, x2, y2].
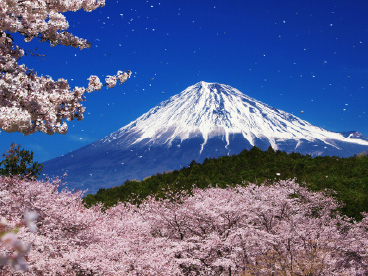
[0, 0, 130, 135]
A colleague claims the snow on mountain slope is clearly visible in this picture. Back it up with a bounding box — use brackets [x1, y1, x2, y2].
[101, 81, 368, 152]
[42, 81, 368, 194]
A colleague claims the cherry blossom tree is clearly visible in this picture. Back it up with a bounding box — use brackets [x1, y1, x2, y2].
[0, 0, 131, 270]
[0, 176, 175, 275]
[0, 177, 367, 275]
[0, 0, 130, 135]
[0, 210, 38, 271]
[138, 182, 368, 275]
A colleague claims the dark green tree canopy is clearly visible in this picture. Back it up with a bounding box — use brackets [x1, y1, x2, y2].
[84, 146, 368, 221]
[0, 143, 43, 179]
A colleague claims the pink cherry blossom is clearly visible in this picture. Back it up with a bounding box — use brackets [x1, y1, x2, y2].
[23, 211, 39, 233]
[105, 76, 118, 89]
[0, 0, 130, 135]
[0, 176, 367, 275]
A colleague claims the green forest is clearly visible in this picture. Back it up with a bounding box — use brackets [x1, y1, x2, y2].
[84, 147, 368, 220]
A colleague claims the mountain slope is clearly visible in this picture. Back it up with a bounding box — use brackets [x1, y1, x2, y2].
[42, 82, 368, 193]
[99, 81, 366, 151]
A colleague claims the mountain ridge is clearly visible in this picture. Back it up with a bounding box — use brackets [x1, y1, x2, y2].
[97, 81, 367, 152]
[42, 81, 368, 193]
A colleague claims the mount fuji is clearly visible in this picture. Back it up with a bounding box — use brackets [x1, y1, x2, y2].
[42, 82, 368, 193]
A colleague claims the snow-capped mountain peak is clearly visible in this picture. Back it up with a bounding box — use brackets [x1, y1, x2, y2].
[43, 82, 368, 194]
[102, 81, 368, 152]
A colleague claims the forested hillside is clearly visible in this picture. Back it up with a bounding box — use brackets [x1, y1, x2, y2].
[84, 146, 368, 220]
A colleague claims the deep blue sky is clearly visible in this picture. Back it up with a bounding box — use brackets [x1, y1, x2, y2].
[1, 0, 368, 162]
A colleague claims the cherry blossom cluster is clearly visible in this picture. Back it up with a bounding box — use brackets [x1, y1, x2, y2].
[0, 176, 367, 275]
[0, 210, 38, 271]
[0, 0, 130, 135]
[138, 183, 368, 275]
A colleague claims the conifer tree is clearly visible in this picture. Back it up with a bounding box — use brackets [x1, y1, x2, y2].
[0, 143, 42, 179]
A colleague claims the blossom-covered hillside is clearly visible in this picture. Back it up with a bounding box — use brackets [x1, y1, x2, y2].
[1, 177, 367, 275]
